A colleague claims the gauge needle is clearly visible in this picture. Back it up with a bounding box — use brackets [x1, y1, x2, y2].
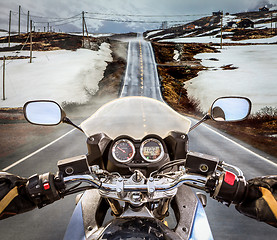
[118, 147, 126, 153]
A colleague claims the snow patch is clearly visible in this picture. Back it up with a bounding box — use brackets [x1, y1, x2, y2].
[160, 35, 277, 44]
[173, 50, 180, 61]
[185, 45, 277, 114]
[0, 43, 21, 48]
[146, 30, 163, 38]
[151, 33, 175, 40]
[0, 43, 112, 108]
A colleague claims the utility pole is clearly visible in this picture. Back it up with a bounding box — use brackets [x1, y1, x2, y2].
[18, 5, 21, 35]
[220, 11, 223, 49]
[27, 11, 30, 32]
[44, 26, 46, 32]
[82, 11, 85, 47]
[2, 56, 6, 100]
[8, 11, 11, 47]
[30, 20, 32, 63]
[271, 12, 273, 35]
[47, 22, 49, 32]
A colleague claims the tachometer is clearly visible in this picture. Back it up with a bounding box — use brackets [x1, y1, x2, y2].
[112, 139, 135, 163]
[140, 138, 164, 162]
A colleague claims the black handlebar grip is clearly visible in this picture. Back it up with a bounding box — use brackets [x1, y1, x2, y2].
[26, 173, 61, 208]
[211, 171, 248, 205]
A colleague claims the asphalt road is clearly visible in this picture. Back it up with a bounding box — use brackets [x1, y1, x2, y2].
[0, 36, 276, 239]
[120, 38, 163, 101]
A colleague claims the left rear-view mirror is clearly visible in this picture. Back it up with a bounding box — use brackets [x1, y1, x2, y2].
[23, 100, 65, 126]
[210, 97, 251, 122]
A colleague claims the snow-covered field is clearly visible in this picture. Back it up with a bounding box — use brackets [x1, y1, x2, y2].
[0, 43, 21, 48]
[0, 43, 112, 108]
[160, 35, 277, 44]
[185, 45, 277, 114]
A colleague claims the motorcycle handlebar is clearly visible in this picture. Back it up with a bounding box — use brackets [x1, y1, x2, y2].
[63, 174, 207, 193]
[27, 168, 251, 208]
[63, 171, 250, 206]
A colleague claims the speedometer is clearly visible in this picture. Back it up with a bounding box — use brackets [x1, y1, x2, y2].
[112, 139, 135, 163]
[140, 138, 164, 162]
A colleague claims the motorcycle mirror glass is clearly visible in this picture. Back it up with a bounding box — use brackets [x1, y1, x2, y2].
[211, 97, 251, 122]
[23, 100, 63, 126]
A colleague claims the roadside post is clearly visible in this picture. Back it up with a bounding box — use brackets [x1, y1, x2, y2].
[8, 11, 11, 48]
[30, 20, 33, 63]
[220, 11, 223, 49]
[82, 11, 85, 47]
[27, 11, 30, 33]
[18, 5, 21, 35]
[2, 56, 6, 100]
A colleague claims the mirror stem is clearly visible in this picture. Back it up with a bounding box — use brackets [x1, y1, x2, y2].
[189, 114, 211, 132]
[62, 117, 84, 133]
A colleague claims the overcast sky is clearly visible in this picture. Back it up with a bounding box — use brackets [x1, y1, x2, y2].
[0, 0, 276, 33]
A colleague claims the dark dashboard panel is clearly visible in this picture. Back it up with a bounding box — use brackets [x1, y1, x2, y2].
[107, 134, 170, 176]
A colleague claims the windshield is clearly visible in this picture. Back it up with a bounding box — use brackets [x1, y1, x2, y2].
[81, 96, 191, 139]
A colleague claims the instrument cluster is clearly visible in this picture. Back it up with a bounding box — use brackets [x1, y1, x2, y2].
[110, 135, 167, 165]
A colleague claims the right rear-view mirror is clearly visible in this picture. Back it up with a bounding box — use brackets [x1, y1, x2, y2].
[211, 97, 251, 122]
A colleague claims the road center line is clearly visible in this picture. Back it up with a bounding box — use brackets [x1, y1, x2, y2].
[3, 129, 76, 171]
[203, 124, 277, 168]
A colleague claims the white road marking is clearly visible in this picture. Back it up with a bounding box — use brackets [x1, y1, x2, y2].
[4, 38, 275, 175]
[3, 129, 76, 171]
[203, 124, 277, 168]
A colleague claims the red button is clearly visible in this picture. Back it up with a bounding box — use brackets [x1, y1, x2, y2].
[43, 183, 50, 190]
[224, 171, 236, 185]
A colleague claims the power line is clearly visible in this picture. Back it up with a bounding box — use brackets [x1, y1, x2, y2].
[11, 10, 82, 22]
[33, 14, 82, 24]
[85, 12, 209, 17]
[46, 18, 82, 27]
[85, 16, 195, 24]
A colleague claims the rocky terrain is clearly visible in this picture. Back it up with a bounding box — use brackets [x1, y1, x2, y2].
[152, 42, 218, 115]
[145, 9, 277, 44]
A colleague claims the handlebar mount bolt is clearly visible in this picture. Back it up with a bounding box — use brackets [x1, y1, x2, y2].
[182, 227, 188, 232]
[131, 193, 142, 202]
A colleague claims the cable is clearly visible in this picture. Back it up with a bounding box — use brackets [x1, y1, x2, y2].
[150, 159, 186, 177]
[52, 18, 82, 27]
[86, 12, 209, 17]
[33, 18, 81, 28]
[33, 13, 82, 24]
[11, 10, 82, 22]
[85, 16, 193, 24]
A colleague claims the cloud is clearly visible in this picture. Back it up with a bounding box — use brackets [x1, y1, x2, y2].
[1, 0, 277, 33]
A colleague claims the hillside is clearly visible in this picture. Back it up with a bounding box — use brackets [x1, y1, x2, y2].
[145, 9, 277, 44]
